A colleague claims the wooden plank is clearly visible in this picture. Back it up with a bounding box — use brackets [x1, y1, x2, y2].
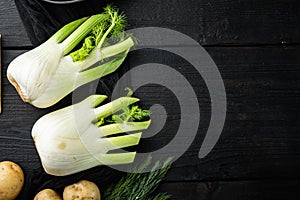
[0, 34, 1, 113]
[1, 0, 300, 47]
[157, 180, 300, 200]
[120, 0, 300, 45]
[14, 178, 300, 199]
[0, 0, 31, 47]
[129, 46, 300, 181]
[2, 46, 300, 184]
[15, 178, 300, 199]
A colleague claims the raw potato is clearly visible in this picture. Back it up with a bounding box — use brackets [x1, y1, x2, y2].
[63, 180, 100, 200]
[34, 189, 62, 200]
[0, 161, 24, 200]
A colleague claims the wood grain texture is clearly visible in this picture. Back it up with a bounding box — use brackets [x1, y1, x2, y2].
[2, 46, 300, 186]
[0, 34, 1, 113]
[0, 0, 31, 47]
[2, 0, 300, 47]
[120, 0, 300, 45]
[1, 1, 300, 199]
[128, 46, 300, 182]
[157, 180, 300, 200]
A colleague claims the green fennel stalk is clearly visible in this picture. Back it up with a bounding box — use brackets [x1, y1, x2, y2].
[32, 94, 151, 176]
[7, 5, 134, 108]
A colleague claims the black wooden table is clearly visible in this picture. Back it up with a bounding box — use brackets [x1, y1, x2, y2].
[0, 0, 300, 199]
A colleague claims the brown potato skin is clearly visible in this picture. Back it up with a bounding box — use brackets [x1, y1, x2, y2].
[34, 189, 62, 200]
[63, 180, 101, 200]
[0, 161, 24, 200]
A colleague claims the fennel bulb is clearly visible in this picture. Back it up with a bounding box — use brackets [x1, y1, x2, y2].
[32, 95, 151, 176]
[7, 5, 134, 108]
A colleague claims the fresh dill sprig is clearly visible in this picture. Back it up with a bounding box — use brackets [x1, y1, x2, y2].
[103, 156, 172, 200]
[150, 193, 172, 200]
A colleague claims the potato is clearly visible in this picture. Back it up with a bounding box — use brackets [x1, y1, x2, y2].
[63, 180, 100, 200]
[34, 189, 62, 200]
[0, 161, 24, 200]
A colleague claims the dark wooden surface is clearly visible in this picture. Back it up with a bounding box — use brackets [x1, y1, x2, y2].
[0, 0, 300, 199]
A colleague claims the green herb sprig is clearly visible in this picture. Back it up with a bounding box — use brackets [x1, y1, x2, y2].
[103, 156, 172, 200]
[96, 88, 151, 127]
